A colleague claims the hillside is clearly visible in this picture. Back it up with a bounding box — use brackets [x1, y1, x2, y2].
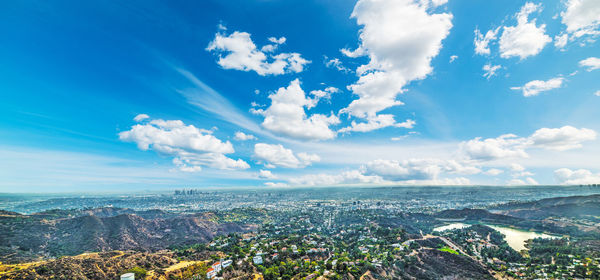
[0, 250, 178, 280]
[491, 194, 600, 220]
[0, 208, 254, 264]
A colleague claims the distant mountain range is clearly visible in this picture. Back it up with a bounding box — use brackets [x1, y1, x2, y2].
[491, 194, 600, 220]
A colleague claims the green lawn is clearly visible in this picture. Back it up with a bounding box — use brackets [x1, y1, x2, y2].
[438, 246, 459, 255]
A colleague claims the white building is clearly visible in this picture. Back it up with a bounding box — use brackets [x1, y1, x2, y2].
[120, 273, 135, 280]
[212, 261, 222, 272]
[253, 255, 263, 265]
[206, 268, 216, 279]
[222, 259, 233, 268]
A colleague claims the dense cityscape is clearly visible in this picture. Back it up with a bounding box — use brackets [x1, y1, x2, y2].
[1, 186, 599, 279]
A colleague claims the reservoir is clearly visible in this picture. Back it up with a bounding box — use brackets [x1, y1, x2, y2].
[433, 223, 557, 251]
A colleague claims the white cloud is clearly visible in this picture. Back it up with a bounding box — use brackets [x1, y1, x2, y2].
[285, 157, 474, 187]
[339, 115, 415, 133]
[430, 0, 448, 7]
[364, 159, 440, 181]
[251, 79, 340, 140]
[341, 0, 453, 121]
[254, 143, 319, 168]
[264, 182, 289, 187]
[297, 152, 321, 164]
[579, 57, 600, 71]
[258, 169, 276, 179]
[461, 126, 596, 161]
[510, 77, 564, 97]
[554, 168, 600, 185]
[234, 131, 257, 141]
[509, 163, 526, 172]
[482, 64, 501, 79]
[529, 126, 596, 151]
[449, 55, 458, 63]
[206, 31, 309, 76]
[443, 160, 482, 175]
[324, 57, 351, 73]
[499, 2, 551, 59]
[474, 27, 499, 55]
[363, 158, 479, 181]
[310, 86, 339, 101]
[268, 36, 286, 44]
[515, 171, 535, 177]
[554, 33, 569, 49]
[133, 114, 150, 122]
[289, 170, 384, 187]
[484, 168, 504, 176]
[119, 117, 249, 172]
[595, 90, 600, 96]
[460, 134, 529, 161]
[171, 151, 250, 171]
[560, 0, 600, 38]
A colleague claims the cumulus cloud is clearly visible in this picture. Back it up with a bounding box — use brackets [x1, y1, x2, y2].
[289, 170, 384, 187]
[251, 79, 340, 141]
[258, 169, 276, 179]
[474, 27, 500, 55]
[443, 160, 482, 175]
[554, 168, 600, 185]
[268, 36, 286, 44]
[461, 126, 596, 161]
[579, 57, 600, 71]
[363, 158, 480, 181]
[133, 114, 150, 122]
[310, 86, 340, 101]
[119, 117, 249, 172]
[499, 2, 552, 59]
[284, 158, 474, 187]
[363, 159, 440, 181]
[508, 163, 534, 178]
[460, 134, 529, 161]
[560, 0, 600, 39]
[324, 57, 351, 73]
[340, 0, 452, 125]
[482, 64, 501, 79]
[554, 33, 569, 49]
[254, 143, 320, 168]
[206, 31, 309, 76]
[234, 131, 257, 141]
[339, 115, 415, 133]
[510, 77, 564, 97]
[529, 126, 596, 151]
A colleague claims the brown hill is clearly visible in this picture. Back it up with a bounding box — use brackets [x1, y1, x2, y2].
[0, 210, 254, 264]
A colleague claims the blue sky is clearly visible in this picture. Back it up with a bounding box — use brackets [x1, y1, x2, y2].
[1, 0, 599, 192]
